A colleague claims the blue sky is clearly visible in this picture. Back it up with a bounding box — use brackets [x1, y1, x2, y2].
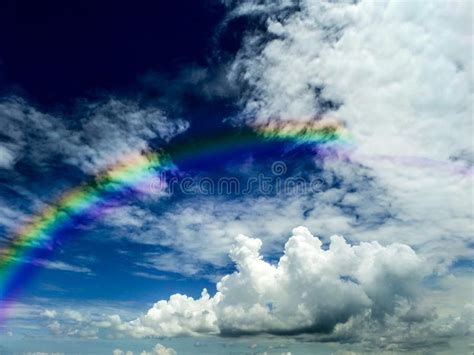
[0, 1, 473, 354]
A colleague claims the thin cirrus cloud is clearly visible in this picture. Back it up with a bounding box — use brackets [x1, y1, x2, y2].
[35, 260, 92, 275]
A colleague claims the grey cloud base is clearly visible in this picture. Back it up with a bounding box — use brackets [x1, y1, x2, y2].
[93, 226, 472, 351]
[69, 226, 470, 352]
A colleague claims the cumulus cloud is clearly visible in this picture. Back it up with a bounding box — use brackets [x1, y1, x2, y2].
[47, 320, 62, 336]
[322, 302, 473, 352]
[215, 4, 474, 349]
[141, 344, 177, 355]
[97, 1, 472, 288]
[113, 343, 177, 355]
[41, 309, 57, 319]
[115, 289, 218, 338]
[63, 309, 85, 322]
[27, 301, 140, 341]
[113, 166, 394, 279]
[107, 158, 391, 277]
[226, 0, 473, 273]
[31, 227, 471, 351]
[105, 227, 428, 339]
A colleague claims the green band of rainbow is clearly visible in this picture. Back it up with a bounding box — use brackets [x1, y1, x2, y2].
[0, 151, 174, 319]
[2, 119, 467, 323]
[0, 122, 350, 320]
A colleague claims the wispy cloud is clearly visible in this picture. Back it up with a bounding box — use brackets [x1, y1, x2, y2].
[131, 272, 169, 281]
[35, 260, 92, 274]
[0, 97, 189, 175]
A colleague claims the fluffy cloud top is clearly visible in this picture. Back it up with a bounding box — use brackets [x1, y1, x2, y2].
[35, 226, 472, 351]
[226, 0, 473, 272]
[108, 226, 426, 338]
[104, 0, 471, 286]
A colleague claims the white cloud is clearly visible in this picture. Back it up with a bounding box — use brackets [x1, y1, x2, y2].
[47, 320, 62, 335]
[0, 97, 188, 174]
[116, 288, 218, 338]
[322, 301, 473, 352]
[64, 309, 84, 322]
[131, 272, 169, 281]
[0, 205, 27, 242]
[227, 0, 473, 272]
[138, 252, 202, 278]
[117, 173, 393, 278]
[26, 227, 470, 351]
[0, 144, 16, 168]
[106, 227, 428, 338]
[140, 343, 177, 355]
[34, 260, 92, 274]
[0, 95, 187, 249]
[216, 4, 474, 349]
[41, 309, 57, 319]
[62, 99, 188, 173]
[112, 343, 177, 355]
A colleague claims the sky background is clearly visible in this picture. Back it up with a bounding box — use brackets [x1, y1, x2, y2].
[0, 1, 472, 354]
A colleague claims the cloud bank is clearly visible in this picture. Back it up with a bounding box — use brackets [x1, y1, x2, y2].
[104, 227, 436, 337]
[101, 0, 472, 285]
[226, 0, 473, 271]
[78, 226, 468, 352]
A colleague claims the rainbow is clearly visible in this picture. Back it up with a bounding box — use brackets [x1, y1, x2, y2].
[1, 118, 469, 323]
[167, 119, 354, 163]
[0, 151, 174, 321]
[255, 118, 352, 145]
[0, 121, 349, 322]
[0, 121, 348, 321]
